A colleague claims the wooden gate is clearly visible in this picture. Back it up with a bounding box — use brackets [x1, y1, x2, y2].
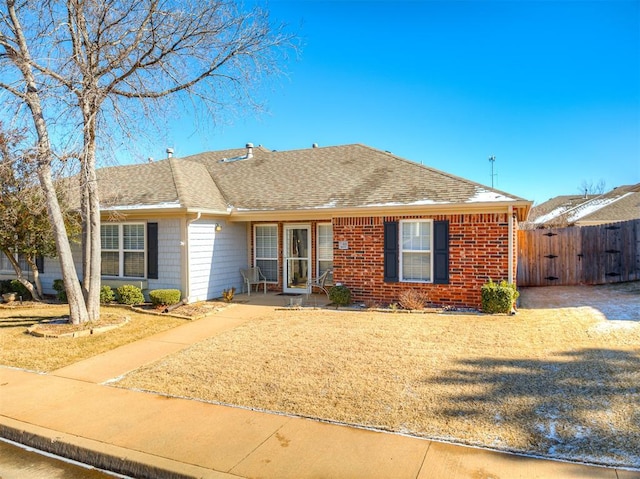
[517, 219, 640, 286]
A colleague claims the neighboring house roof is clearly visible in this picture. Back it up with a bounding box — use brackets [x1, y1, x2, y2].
[96, 143, 531, 220]
[525, 183, 640, 228]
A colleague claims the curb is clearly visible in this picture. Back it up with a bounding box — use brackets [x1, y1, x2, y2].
[0, 418, 231, 479]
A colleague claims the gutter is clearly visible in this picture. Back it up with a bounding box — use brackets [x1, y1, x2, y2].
[508, 205, 514, 284]
[227, 200, 533, 223]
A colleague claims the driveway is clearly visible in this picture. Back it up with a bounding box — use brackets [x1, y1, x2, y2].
[519, 282, 640, 321]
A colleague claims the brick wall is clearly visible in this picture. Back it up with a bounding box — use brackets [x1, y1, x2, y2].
[250, 213, 515, 308]
[333, 214, 513, 309]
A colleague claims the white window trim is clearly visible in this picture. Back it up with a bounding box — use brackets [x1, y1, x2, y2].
[316, 222, 333, 279]
[253, 223, 279, 283]
[399, 219, 433, 283]
[101, 222, 147, 279]
[0, 253, 17, 273]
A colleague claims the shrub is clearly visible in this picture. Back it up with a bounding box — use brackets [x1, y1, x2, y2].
[53, 279, 67, 303]
[329, 285, 351, 308]
[10, 280, 32, 300]
[100, 285, 116, 304]
[398, 289, 429, 310]
[221, 287, 235, 303]
[149, 289, 181, 306]
[481, 279, 520, 314]
[116, 284, 145, 305]
[0, 279, 32, 300]
[0, 280, 13, 295]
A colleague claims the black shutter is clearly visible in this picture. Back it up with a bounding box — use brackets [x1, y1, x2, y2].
[147, 222, 158, 280]
[383, 221, 399, 282]
[35, 255, 44, 273]
[433, 220, 449, 284]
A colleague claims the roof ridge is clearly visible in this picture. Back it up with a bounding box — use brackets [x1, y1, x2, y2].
[168, 158, 187, 208]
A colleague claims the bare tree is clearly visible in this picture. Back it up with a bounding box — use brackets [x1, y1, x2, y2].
[578, 179, 606, 197]
[0, 0, 295, 323]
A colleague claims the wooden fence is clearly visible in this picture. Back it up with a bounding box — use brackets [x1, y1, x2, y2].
[517, 219, 640, 286]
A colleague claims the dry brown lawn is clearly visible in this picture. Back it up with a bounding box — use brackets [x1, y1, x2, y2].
[117, 287, 640, 469]
[0, 304, 188, 372]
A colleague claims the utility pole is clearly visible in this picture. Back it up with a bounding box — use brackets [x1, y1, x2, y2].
[488, 155, 496, 188]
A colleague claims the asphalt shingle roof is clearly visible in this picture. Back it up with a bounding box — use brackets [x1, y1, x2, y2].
[96, 143, 528, 213]
[526, 183, 640, 227]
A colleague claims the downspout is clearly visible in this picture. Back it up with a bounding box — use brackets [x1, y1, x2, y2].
[508, 205, 514, 284]
[184, 212, 202, 302]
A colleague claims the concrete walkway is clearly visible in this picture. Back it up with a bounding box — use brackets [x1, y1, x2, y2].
[0, 296, 636, 479]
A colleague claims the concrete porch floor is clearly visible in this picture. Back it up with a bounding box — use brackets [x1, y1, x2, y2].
[236, 290, 332, 308]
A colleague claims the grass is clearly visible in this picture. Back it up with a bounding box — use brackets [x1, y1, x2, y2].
[116, 301, 640, 468]
[0, 304, 188, 372]
[1, 285, 638, 468]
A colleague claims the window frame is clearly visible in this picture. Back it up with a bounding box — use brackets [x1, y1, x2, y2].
[101, 222, 147, 279]
[316, 222, 333, 283]
[253, 224, 279, 283]
[0, 253, 42, 273]
[399, 219, 433, 283]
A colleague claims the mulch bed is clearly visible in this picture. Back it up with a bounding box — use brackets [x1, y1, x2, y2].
[131, 299, 233, 319]
[27, 314, 130, 338]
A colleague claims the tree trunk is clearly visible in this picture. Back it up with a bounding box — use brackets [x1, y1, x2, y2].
[26, 255, 44, 299]
[80, 98, 102, 322]
[39, 163, 90, 324]
[1, 249, 42, 301]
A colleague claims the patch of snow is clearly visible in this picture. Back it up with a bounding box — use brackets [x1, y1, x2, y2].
[360, 199, 445, 207]
[102, 201, 181, 210]
[315, 199, 338, 209]
[567, 193, 631, 222]
[466, 188, 517, 203]
[533, 206, 569, 224]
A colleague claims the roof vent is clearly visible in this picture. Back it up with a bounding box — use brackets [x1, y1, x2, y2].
[312, 143, 319, 148]
[219, 143, 255, 163]
[166, 148, 174, 159]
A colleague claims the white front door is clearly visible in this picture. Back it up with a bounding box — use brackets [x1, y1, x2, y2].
[283, 224, 311, 294]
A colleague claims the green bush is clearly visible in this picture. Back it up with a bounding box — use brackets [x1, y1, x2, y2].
[0, 280, 13, 295]
[52, 279, 67, 303]
[149, 289, 181, 306]
[329, 285, 352, 308]
[116, 284, 145, 305]
[481, 279, 520, 314]
[10, 280, 32, 300]
[100, 285, 116, 304]
[0, 279, 33, 300]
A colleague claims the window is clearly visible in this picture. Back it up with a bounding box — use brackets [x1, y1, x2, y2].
[400, 220, 432, 282]
[0, 253, 43, 273]
[101, 223, 145, 278]
[317, 223, 333, 283]
[254, 224, 278, 282]
[0, 254, 10, 271]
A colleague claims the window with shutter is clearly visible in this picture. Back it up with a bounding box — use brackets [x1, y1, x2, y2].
[383, 221, 399, 282]
[433, 220, 450, 284]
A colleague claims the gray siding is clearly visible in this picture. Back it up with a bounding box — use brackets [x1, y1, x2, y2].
[187, 219, 247, 302]
[3, 217, 247, 303]
[148, 218, 182, 291]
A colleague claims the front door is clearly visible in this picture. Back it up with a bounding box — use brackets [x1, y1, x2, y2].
[284, 224, 311, 294]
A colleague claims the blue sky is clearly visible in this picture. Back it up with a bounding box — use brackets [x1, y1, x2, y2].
[152, 0, 639, 205]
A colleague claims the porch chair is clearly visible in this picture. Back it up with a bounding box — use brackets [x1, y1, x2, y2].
[240, 267, 267, 296]
[307, 269, 332, 298]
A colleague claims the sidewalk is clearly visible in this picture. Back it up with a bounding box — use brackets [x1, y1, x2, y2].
[0, 298, 635, 479]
